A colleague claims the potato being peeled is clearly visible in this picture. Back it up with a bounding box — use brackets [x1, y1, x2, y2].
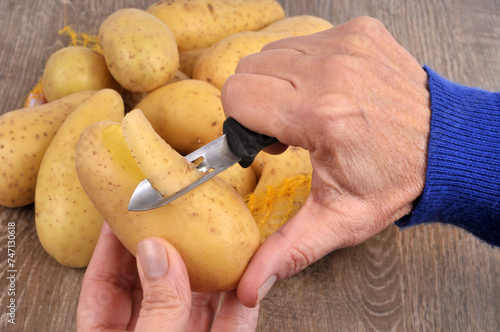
[76, 110, 261, 292]
[42, 46, 118, 102]
[98, 8, 179, 92]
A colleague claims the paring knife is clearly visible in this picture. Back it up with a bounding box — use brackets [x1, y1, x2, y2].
[128, 117, 278, 211]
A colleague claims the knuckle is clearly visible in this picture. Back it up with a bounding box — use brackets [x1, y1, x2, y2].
[353, 16, 387, 39]
[285, 241, 317, 277]
[234, 53, 254, 73]
[141, 283, 190, 315]
[339, 33, 375, 56]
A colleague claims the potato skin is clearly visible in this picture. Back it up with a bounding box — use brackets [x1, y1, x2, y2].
[254, 146, 312, 193]
[35, 89, 124, 267]
[179, 48, 208, 77]
[42, 46, 118, 102]
[76, 119, 261, 292]
[136, 79, 225, 155]
[147, 0, 285, 52]
[192, 31, 290, 90]
[260, 15, 334, 36]
[218, 163, 256, 197]
[98, 8, 179, 92]
[0, 91, 95, 207]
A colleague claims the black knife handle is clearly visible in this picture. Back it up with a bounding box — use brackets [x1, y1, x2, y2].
[223, 117, 278, 168]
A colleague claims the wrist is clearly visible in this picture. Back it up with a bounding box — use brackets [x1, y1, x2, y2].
[397, 66, 500, 246]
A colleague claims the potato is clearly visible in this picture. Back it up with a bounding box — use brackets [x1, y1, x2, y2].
[121, 71, 189, 109]
[249, 147, 312, 242]
[124, 109, 255, 197]
[192, 31, 290, 90]
[249, 173, 311, 242]
[251, 151, 266, 181]
[179, 48, 208, 77]
[42, 46, 118, 102]
[136, 79, 225, 155]
[254, 146, 312, 194]
[260, 15, 334, 36]
[0, 91, 95, 207]
[75, 110, 261, 292]
[218, 163, 256, 197]
[35, 89, 124, 267]
[98, 8, 179, 93]
[123, 109, 202, 197]
[147, 0, 285, 52]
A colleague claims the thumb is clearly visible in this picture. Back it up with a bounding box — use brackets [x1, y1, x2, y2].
[237, 201, 348, 308]
[135, 237, 192, 332]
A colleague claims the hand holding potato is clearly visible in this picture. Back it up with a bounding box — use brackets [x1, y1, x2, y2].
[221, 16, 431, 307]
[77, 222, 259, 331]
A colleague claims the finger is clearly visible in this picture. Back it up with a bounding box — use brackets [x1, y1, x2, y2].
[222, 73, 302, 146]
[235, 48, 306, 80]
[134, 237, 192, 332]
[237, 197, 360, 308]
[185, 292, 221, 332]
[211, 291, 260, 332]
[263, 141, 289, 155]
[77, 222, 139, 331]
[261, 16, 425, 83]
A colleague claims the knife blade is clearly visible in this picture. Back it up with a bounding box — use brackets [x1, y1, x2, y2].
[128, 117, 278, 211]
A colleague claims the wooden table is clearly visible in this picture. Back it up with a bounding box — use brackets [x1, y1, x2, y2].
[1, 0, 499, 331]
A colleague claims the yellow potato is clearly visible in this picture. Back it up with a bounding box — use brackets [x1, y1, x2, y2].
[121, 71, 189, 109]
[122, 109, 201, 197]
[251, 151, 266, 181]
[218, 163, 256, 197]
[147, 0, 285, 52]
[124, 109, 255, 197]
[260, 15, 334, 36]
[249, 147, 313, 242]
[254, 146, 312, 194]
[0, 91, 95, 207]
[42, 46, 118, 102]
[35, 89, 124, 267]
[136, 79, 225, 155]
[75, 112, 261, 292]
[248, 173, 311, 242]
[192, 31, 290, 90]
[98, 8, 179, 92]
[179, 48, 208, 77]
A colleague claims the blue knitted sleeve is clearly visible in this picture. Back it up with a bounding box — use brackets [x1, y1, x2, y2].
[396, 66, 500, 246]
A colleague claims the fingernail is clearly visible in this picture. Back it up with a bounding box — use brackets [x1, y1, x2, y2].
[137, 239, 168, 278]
[257, 275, 277, 304]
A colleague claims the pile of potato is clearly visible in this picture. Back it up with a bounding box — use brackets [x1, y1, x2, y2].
[0, 0, 329, 290]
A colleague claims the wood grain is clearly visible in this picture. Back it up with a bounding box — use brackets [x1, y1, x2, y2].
[1, 1, 499, 331]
